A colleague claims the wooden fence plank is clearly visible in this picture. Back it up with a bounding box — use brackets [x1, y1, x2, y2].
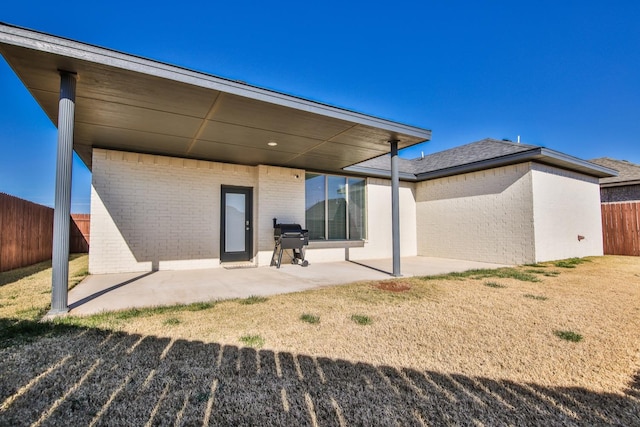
[602, 202, 640, 256]
[70, 214, 90, 253]
[0, 193, 90, 272]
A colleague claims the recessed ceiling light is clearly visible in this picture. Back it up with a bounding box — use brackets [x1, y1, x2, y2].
[267, 141, 278, 147]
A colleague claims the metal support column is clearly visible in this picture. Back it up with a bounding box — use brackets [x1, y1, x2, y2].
[49, 71, 77, 315]
[390, 139, 401, 277]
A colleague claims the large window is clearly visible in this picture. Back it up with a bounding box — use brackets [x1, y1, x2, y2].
[305, 173, 366, 240]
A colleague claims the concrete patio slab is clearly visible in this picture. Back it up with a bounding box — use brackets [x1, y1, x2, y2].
[68, 256, 508, 315]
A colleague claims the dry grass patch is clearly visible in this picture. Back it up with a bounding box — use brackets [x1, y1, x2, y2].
[1, 255, 639, 425]
[420, 266, 541, 282]
[0, 255, 88, 322]
[374, 281, 411, 292]
[35, 256, 637, 394]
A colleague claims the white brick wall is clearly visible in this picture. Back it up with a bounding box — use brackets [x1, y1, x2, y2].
[414, 162, 605, 265]
[89, 149, 257, 274]
[90, 148, 603, 273]
[531, 163, 603, 261]
[256, 165, 305, 266]
[347, 178, 417, 260]
[415, 163, 536, 264]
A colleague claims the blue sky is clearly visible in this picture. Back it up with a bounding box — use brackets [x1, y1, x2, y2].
[1, 1, 639, 213]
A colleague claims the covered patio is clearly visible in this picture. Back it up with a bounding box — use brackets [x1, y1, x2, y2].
[68, 257, 508, 315]
[0, 23, 432, 315]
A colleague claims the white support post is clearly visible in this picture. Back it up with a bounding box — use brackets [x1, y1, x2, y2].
[49, 71, 76, 315]
[390, 139, 401, 277]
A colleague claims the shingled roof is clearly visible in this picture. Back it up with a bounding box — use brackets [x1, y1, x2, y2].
[409, 138, 539, 174]
[346, 138, 616, 181]
[589, 157, 640, 186]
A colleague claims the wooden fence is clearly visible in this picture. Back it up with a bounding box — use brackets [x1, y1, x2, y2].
[601, 202, 640, 256]
[0, 193, 90, 272]
[70, 214, 91, 254]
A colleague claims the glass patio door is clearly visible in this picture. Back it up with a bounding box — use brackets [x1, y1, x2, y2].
[220, 186, 253, 262]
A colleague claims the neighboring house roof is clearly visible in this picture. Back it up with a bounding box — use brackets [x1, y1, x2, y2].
[589, 157, 640, 187]
[346, 138, 617, 181]
[0, 22, 430, 173]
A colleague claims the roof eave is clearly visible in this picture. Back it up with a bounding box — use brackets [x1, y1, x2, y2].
[412, 148, 618, 181]
[538, 148, 618, 178]
[600, 179, 640, 188]
[0, 22, 431, 141]
[413, 149, 540, 181]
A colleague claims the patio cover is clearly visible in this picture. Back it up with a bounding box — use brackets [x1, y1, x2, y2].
[0, 23, 430, 173]
[0, 22, 431, 313]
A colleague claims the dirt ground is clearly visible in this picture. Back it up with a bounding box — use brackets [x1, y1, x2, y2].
[0, 255, 638, 425]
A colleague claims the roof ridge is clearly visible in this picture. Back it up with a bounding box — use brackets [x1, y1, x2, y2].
[403, 137, 541, 165]
[482, 137, 540, 149]
[591, 157, 640, 167]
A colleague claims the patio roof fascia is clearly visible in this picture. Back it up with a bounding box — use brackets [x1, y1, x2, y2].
[0, 22, 431, 142]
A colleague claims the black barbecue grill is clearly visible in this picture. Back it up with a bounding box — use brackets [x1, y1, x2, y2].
[271, 218, 309, 268]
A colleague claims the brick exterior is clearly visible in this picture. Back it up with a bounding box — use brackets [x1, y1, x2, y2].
[600, 184, 640, 203]
[90, 150, 316, 273]
[415, 162, 604, 265]
[256, 165, 305, 266]
[90, 149, 605, 273]
[531, 163, 603, 261]
[90, 149, 257, 274]
[349, 178, 417, 259]
[415, 163, 535, 264]
[90, 149, 419, 272]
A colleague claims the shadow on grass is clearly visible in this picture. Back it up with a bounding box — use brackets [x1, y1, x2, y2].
[0, 261, 52, 287]
[0, 318, 77, 346]
[0, 254, 86, 287]
[0, 319, 638, 425]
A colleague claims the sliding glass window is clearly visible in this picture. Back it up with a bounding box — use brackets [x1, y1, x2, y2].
[305, 173, 326, 240]
[305, 173, 366, 241]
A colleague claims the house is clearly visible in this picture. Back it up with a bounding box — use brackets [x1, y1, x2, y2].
[589, 158, 640, 202]
[0, 23, 616, 314]
[349, 138, 614, 265]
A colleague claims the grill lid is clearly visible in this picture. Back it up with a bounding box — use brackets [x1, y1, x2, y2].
[275, 223, 303, 235]
[273, 218, 304, 234]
